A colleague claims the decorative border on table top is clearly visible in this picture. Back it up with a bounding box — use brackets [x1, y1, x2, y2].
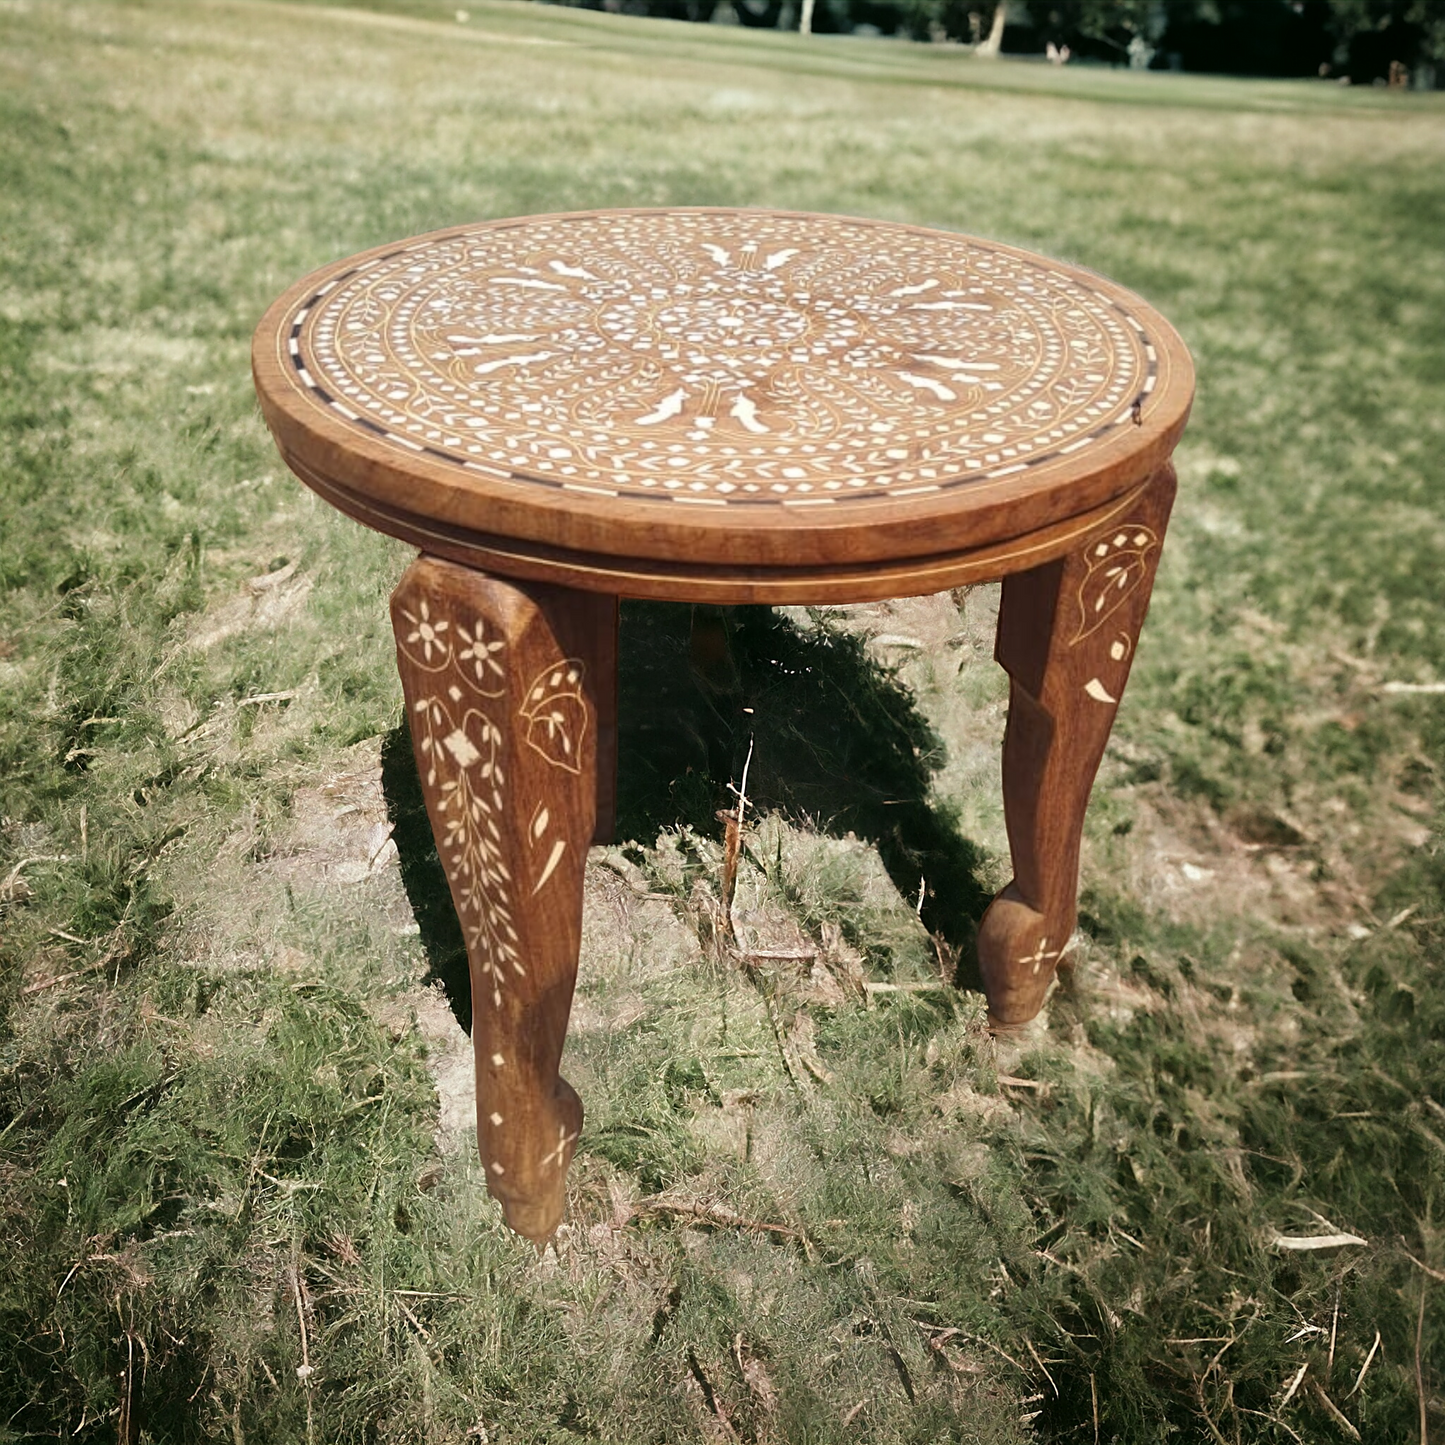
[282, 245, 1161, 512]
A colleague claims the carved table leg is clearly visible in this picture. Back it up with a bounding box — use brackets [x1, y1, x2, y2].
[977, 465, 1177, 1028]
[391, 556, 615, 1244]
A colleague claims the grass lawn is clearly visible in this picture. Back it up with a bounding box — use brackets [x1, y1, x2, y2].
[2, 0, 1444, 1439]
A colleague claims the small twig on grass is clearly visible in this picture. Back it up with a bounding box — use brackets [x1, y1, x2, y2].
[237, 690, 300, 707]
[1417, 1288, 1429, 1445]
[1309, 1379, 1362, 1441]
[289, 1259, 315, 1445]
[1349, 1329, 1382, 1397]
[686, 1347, 739, 1442]
[22, 952, 118, 995]
[862, 980, 948, 995]
[395, 1294, 433, 1344]
[1023, 1336, 1058, 1396]
[1330, 1276, 1341, 1376]
[1271, 1231, 1367, 1251]
[1406, 1251, 1445, 1284]
[799, 1050, 833, 1086]
[119, 1325, 139, 1445]
[1279, 1362, 1308, 1407]
[1090, 1374, 1099, 1445]
[1236, 1406, 1304, 1445]
[636, 1193, 812, 1251]
[1193, 1375, 1231, 1445]
[916, 1322, 1029, 1377]
[842, 1397, 867, 1426]
[2, 854, 69, 902]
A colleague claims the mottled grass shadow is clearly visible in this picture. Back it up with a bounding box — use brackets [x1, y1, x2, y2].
[616, 603, 993, 971]
[381, 724, 473, 1032]
[382, 602, 994, 1031]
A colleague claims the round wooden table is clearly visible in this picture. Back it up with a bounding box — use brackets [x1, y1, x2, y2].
[253, 208, 1193, 1244]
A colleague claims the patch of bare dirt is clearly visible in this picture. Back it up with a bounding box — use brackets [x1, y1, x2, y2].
[184, 558, 313, 654]
[262, 742, 403, 897]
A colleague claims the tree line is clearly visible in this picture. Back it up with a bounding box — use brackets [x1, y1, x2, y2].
[554, 0, 1445, 86]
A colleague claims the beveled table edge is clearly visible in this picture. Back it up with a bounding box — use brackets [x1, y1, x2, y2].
[252, 208, 1195, 576]
[283, 440, 1169, 603]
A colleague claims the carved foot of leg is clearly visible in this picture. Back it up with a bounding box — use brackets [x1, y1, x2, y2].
[977, 885, 1063, 1028]
[981, 465, 1177, 1029]
[479, 1074, 582, 1243]
[391, 556, 615, 1246]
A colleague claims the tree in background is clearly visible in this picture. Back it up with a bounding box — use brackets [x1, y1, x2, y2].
[546, 0, 1444, 81]
[963, 0, 1443, 81]
[1320, 0, 1445, 82]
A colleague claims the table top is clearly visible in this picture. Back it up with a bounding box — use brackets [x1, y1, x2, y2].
[253, 209, 1192, 601]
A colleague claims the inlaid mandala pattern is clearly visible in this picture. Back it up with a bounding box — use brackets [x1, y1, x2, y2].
[289, 211, 1157, 506]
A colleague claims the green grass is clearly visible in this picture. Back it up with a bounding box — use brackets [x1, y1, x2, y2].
[2, 0, 1444, 1439]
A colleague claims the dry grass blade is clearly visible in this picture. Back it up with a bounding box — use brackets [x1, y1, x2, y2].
[635, 1193, 810, 1247]
[1309, 1379, 1362, 1441]
[718, 736, 754, 943]
[1407, 1251, 1445, 1284]
[289, 1259, 316, 1445]
[862, 980, 948, 995]
[1329, 1277, 1341, 1375]
[21, 951, 118, 995]
[686, 1347, 739, 1442]
[1278, 1361, 1308, 1407]
[236, 689, 300, 707]
[1023, 1335, 1058, 1397]
[1, 854, 69, 902]
[1349, 1329, 1382, 1397]
[1236, 1405, 1304, 1445]
[917, 1321, 1029, 1376]
[1417, 1289, 1429, 1445]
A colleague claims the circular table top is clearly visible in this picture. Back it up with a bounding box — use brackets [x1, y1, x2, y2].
[253, 209, 1192, 601]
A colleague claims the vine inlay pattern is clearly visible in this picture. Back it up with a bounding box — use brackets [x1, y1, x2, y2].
[396, 598, 589, 1012]
[287, 211, 1157, 507]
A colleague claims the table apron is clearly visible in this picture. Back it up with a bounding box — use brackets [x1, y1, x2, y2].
[283, 445, 1162, 605]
